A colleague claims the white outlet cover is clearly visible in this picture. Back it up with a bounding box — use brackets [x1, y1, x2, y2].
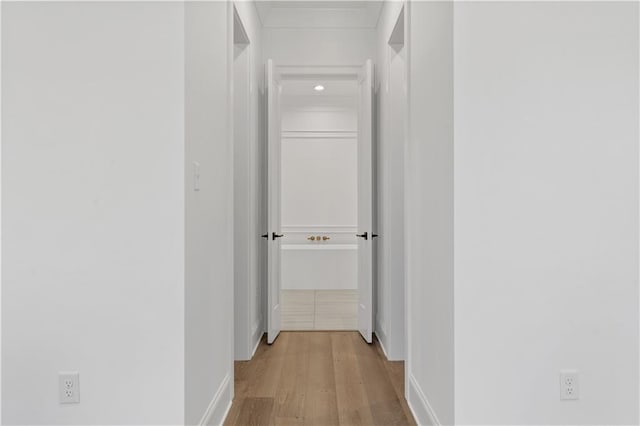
[59, 371, 80, 404]
[560, 369, 579, 400]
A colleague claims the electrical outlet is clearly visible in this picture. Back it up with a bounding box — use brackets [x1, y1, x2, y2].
[59, 371, 80, 404]
[560, 370, 579, 400]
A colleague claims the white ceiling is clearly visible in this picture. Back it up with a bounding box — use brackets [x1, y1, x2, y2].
[255, 1, 383, 29]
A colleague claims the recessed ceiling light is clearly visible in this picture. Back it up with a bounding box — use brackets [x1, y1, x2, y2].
[314, 85, 325, 92]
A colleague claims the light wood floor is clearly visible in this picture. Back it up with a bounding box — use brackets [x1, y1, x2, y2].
[224, 331, 416, 426]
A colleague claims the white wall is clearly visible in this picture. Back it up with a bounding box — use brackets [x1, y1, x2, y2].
[375, 0, 406, 361]
[453, 3, 639, 424]
[281, 134, 357, 226]
[233, 19, 252, 361]
[185, 2, 234, 424]
[281, 105, 357, 228]
[406, 3, 639, 425]
[405, 1, 455, 424]
[233, 1, 265, 362]
[1, 3, 3, 419]
[282, 107, 357, 134]
[2, 3, 185, 423]
[263, 27, 375, 66]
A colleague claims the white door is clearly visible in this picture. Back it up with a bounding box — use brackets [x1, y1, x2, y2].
[357, 60, 374, 343]
[267, 59, 283, 344]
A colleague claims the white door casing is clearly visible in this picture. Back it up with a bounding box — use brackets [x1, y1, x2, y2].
[267, 59, 283, 344]
[357, 59, 374, 343]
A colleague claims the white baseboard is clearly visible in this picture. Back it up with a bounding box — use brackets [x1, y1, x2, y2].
[374, 322, 404, 361]
[374, 331, 390, 359]
[407, 374, 441, 426]
[199, 373, 232, 426]
[375, 318, 388, 348]
[251, 330, 264, 358]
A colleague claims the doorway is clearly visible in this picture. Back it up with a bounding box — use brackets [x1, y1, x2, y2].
[265, 63, 375, 344]
[376, 4, 407, 362]
[279, 77, 359, 331]
[233, 5, 265, 361]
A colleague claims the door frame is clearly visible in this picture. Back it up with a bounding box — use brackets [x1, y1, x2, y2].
[265, 63, 371, 339]
[266, 58, 283, 344]
[232, 3, 256, 361]
[401, 1, 411, 399]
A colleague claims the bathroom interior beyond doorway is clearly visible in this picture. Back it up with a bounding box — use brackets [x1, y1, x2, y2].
[262, 61, 375, 345]
[279, 73, 361, 331]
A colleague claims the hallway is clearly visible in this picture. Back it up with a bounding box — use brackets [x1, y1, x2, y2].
[2, 2, 638, 424]
[224, 332, 416, 425]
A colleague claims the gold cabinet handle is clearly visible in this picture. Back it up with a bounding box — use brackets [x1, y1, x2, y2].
[307, 236, 316, 241]
[322, 236, 330, 241]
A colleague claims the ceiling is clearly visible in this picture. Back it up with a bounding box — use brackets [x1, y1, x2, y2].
[255, 1, 383, 29]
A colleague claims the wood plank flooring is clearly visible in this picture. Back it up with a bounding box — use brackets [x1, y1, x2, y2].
[224, 332, 416, 426]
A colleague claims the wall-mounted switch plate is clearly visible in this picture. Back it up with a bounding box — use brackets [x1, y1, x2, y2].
[59, 371, 80, 404]
[560, 370, 579, 400]
[193, 161, 200, 191]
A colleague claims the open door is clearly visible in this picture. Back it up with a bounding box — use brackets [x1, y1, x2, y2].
[357, 59, 374, 343]
[267, 59, 283, 344]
